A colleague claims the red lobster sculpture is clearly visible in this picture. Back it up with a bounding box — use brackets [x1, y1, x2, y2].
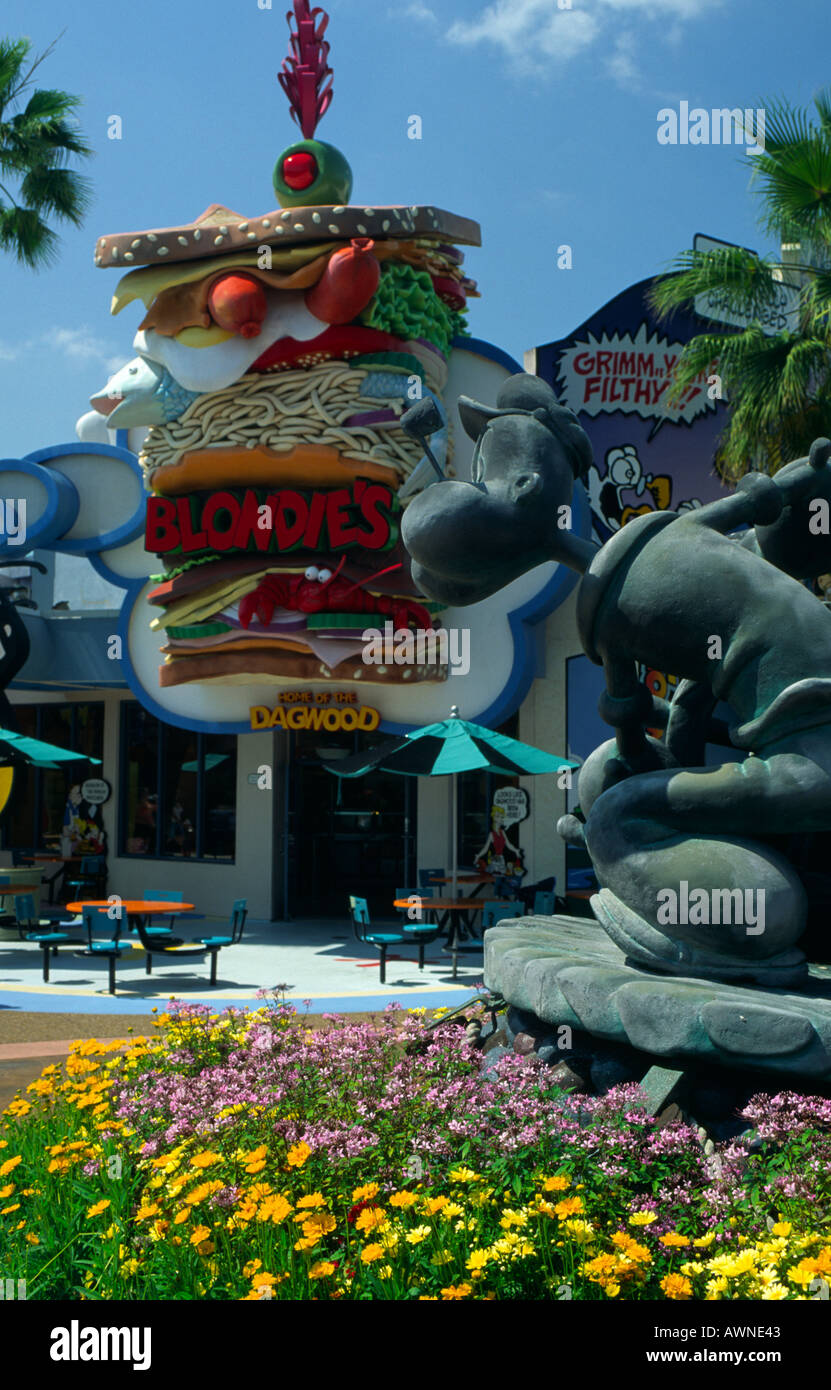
[238, 557, 434, 631]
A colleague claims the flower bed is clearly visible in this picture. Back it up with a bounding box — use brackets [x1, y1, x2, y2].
[1, 995, 830, 1300]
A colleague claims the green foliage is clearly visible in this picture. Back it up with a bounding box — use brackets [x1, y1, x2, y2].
[0, 34, 93, 269]
[649, 88, 831, 481]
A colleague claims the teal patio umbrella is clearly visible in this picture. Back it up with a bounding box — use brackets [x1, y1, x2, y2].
[322, 705, 575, 896]
[0, 727, 102, 770]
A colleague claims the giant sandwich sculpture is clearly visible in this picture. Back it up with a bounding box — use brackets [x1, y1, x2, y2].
[90, 2, 480, 689]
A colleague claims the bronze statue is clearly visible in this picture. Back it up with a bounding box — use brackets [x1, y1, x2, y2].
[402, 374, 831, 988]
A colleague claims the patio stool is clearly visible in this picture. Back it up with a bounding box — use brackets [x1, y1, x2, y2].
[15, 892, 78, 984]
[74, 906, 123, 995]
[348, 895, 408, 985]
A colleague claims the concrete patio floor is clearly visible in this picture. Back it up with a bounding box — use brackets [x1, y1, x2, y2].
[0, 914, 488, 1017]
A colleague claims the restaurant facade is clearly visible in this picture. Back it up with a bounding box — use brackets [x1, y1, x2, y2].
[0, 269, 731, 922]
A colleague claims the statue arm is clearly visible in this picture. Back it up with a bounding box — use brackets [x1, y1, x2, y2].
[682, 473, 783, 535]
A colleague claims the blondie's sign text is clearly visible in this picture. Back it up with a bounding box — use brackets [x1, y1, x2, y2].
[146, 483, 397, 557]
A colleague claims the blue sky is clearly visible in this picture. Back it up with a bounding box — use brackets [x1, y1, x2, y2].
[1, 0, 829, 458]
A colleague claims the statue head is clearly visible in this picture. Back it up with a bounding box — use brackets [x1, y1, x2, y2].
[402, 373, 594, 606]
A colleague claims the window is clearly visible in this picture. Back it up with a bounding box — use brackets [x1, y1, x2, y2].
[3, 702, 105, 852]
[119, 702, 236, 861]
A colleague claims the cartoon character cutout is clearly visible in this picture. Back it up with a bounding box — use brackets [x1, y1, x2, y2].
[476, 804, 526, 888]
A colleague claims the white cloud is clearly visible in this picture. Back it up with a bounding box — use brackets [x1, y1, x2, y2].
[607, 31, 639, 87]
[50, 326, 120, 365]
[446, 0, 722, 75]
[401, 0, 439, 21]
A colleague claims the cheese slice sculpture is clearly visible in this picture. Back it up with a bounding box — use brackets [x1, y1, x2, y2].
[90, 0, 480, 689]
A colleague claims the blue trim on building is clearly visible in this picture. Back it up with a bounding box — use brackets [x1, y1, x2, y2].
[23, 442, 146, 554]
[0, 457, 79, 557]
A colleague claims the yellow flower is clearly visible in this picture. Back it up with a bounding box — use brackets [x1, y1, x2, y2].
[309, 1261, 336, 1279]
[242, 1145, 267, 1165]
[352, 1182, 380, 1202]
[441, 1283, 473, 1299]
[704, 1275, 728, 1299]
[245, 1159, 267, 1175]
[500, 1208, 529, 1229]
[355, 1206, 387, 1234]
[466, 1249, 490, 1271]
[243, 1258, 262, 1278]
[430, 1250, 454, 1267]
[541, 1175, 571, 1192]
[447, 1167, 481, 1183]
[185, 1181, 224, 1206]
[659, 1233, 691, 1248]
[0, 1184, 14, 1199]
[554, 1196, 584, 1219]
[86, 1200, 111, 1219]
[611, 1232, 651, 1264]
[302, 1211, 336, 1240]
[294, 1235, 317, 1252]
[287, 1142, 312, 1169]
[442, 1202, 464, 1219]
[423, 1196, 448, 1216]
[389, 1191, 419, 1208]
[120, 1259, 140, 1276]
[405, 1225, 432, 1245]
[771, 1222, 793, 1237]
[190, 1224, 211, 1245]
[135, 1203, 160, 1221]
[25, 1232, 40, 1245]
[190, 1151, 222, 1169]
[661, 1273, 693, 1300]
[361, 1243, 385, 1264]
[562, 1218, 595, 1245]
[788, 1259, 820, 1289]
[693, 1233, 716, 1248]
[173, 1209, 190, 1225]
[297, 1193, 327, 1209]
[0, 1155, 22, 1178]
[628, 1210, 658, 1226]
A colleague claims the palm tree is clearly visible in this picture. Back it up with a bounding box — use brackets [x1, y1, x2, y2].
[0, 34, 92, 270]
[649, 91, 831, 481]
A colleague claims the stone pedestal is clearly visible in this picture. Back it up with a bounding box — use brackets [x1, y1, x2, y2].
[484, 915, 831, 1080]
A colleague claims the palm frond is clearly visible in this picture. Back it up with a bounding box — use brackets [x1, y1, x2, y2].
[19, 164, 92, 223]
[648, 247, 782, 322]
[0, 37, 30, 112]
[0, 202, 59, 268]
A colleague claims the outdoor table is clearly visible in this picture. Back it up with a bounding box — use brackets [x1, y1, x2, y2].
[66, 899, 195, 938]
[427, 874, 495, 899]
[394, 895, 497, 981]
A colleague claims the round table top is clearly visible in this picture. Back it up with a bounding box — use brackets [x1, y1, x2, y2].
[67, 900, 194, 914]
[394, 897, 494, 911]
[427, 875, 494, 885]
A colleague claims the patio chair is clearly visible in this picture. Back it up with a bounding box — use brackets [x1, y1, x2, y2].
[138, 889, 188, 942]
[348, 895, 408, 984]
[64, 854, 107, 901]
[132, 916, 223, 986]
[481, 900, 526, 931]
[198, 899, 248, 979]
[395, 886, 440, 970]
[74, 905, 123, 995]
[15, 892, 78, 984]
[418, 867, 445, 890]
